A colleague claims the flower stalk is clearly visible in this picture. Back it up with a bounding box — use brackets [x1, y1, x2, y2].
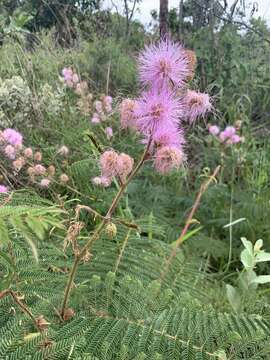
[61, 139, 151, 317]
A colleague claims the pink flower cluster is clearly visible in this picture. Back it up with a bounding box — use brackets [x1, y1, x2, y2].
[0, 128, 23, 160]
[119, 39, 211, 173]
[93, 150, 134, 187]
[0, 185, 8, 193]
[91, 95, 113, 124]
[208, 125, 243, 145]
[62, 68, 80, 88]
[0, 128, 70, 190]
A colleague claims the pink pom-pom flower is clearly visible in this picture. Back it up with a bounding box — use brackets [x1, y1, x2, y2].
[154, 146, 184, 174]
[91, 113, 101, 124]
[209, 125, 220, 136]
[40, 178, 51, 188]
[183, 90, 212, 123]
[92, 176, 112, 188]
[138, 39, 190, 89]
[2, 128, 23, 147]
[120, 99, 138, 129]
[0, 185, 9, 193]
[100, 150, 119, 178]
[135, 88, 183, 136]
[4, 145, 16, 159]
[117, 153, 134, 181]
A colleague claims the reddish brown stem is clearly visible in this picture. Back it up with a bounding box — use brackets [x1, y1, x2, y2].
[160, 166, 221, 281]
[61, 140, 152, 317]
[0, 289, 39, 330]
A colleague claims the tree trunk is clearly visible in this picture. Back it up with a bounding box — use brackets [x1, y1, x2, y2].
[178, 0, 184, 42]
[159, 0, 169, 38]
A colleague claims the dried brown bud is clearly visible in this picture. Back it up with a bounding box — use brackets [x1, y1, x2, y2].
[34, 151, 42, 162]
[60, 173, 69, 184]
[35, 315, 50, 331]
[62, 308, 75, 321]
[47, 165, 56, 177]
[185, 49, 197, 81]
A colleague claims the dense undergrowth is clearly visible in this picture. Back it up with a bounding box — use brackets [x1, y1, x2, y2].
[0, 13, 270, 359]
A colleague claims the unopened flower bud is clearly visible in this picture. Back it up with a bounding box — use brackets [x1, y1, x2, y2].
[47, 165, 56, 177]
[34, 151, 42, 162]
[24, 147, 33, 158]
[60, 173, 69, 184]
[40, 178, 51, 188]
[105, 222, 117, 239]
[35, 315, 50, 331]
[58, 145, 69, 157]
[27, 167, 35, 179]
[13, 157, 25, 172]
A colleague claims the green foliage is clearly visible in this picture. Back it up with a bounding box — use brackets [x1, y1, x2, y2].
[226, 238, 270, 313]
[0, 191, 64, 263]
[0, 4, 270, 358]
[0, 228, 270, 359]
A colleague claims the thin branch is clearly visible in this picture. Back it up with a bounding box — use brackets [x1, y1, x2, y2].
[160, 166, 221, 282]
[192, 0, 270, 44]
[113, 229, 131, 273]
[0, 289, 40, 330]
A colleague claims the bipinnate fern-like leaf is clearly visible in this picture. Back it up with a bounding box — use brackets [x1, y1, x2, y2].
[0, 191, 64, 262]
[0, 224, 270, 359]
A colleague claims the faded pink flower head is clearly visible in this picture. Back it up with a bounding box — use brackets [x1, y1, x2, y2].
[2, 128, 23, 147]
[23, 147, 33, 158]
[94, 100, 103, 114]
[92, 176, 111, 188]
[27, 167, 35, 179]
[13, 157, 25, 172]
[0, 185, 8, 193]
[100, 150, 119, 178]
[66, 79, 74, 88]
[151, 126, 185, 152]
[62, 68, 73, 82]
[209, 125, 220, 136]
[58, 145, 69, 157]
[120, 99, 137, 129]
[104, 95, 112, 104]
[72, 73, 79, 84]
[103, 96, 113, 113]
[105, 127, 113, 140]
[91, 113, 101, 124]
[104, 103, 112, 113]
[60, 173, 69, 184]
[34, 151, 42, 162]
[4, 145, 16, 159]
[40, 178, 51, 188]
[34, 164, 46, 175]
[231, 134, 242, 144]
[154, 146, 184, 174]
[219, 131, 226, 142]
[138, 39, 190, 88]
[75, 81, 88, 96]
[135, 88, 183, 136]
[117, 153, 134, 181]
[223, 126, 236, 138]
[183, 90, 212, 123]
